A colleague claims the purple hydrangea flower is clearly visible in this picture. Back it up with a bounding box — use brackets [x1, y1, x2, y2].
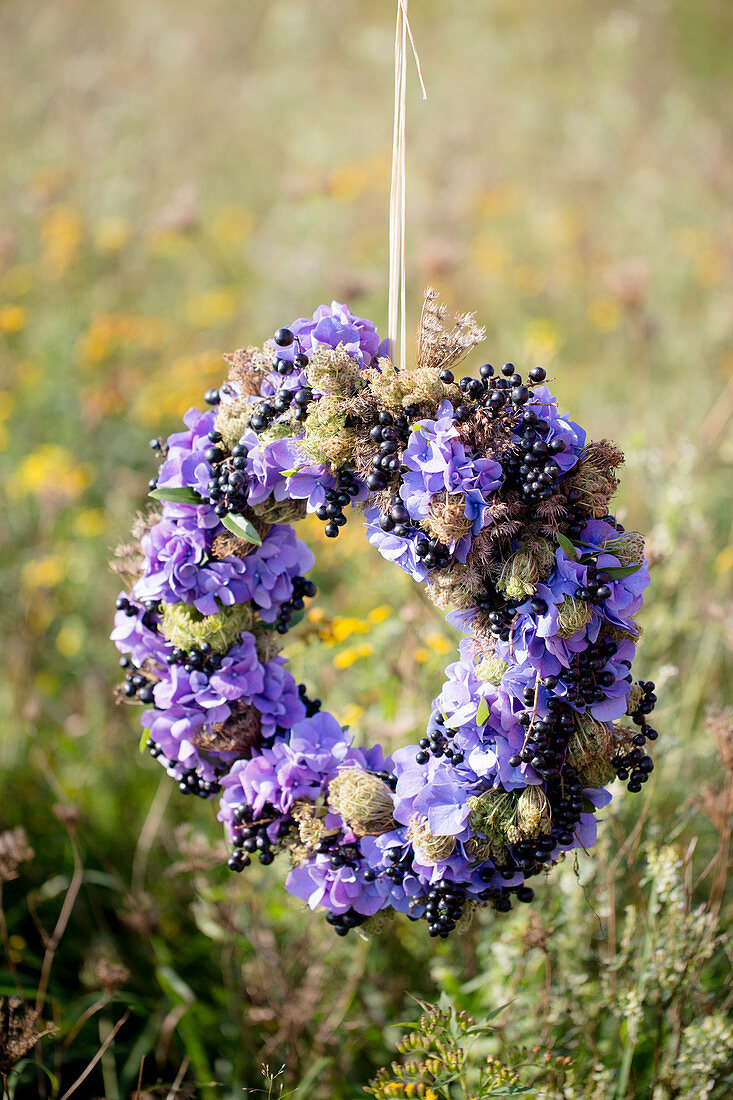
[525, 386, 586, 474]
[399, 401, 503, 560]
[363, 507, 430, 582]
[111, 599, 170, 666]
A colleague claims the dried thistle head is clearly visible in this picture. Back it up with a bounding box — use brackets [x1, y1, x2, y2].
[0, 828, 34, 883]
[415, 286, 485, 374]
[406, 814, 456, 863]
[327, 769, 396, 837]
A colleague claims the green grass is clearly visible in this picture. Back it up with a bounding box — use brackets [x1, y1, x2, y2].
[0, 0, 732, 1096]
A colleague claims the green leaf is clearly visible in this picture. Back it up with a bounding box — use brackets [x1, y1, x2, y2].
[149, 486, 201, 505]
[556, 532, 579, 561]
[603, 563, 643, 580]
[221, 512, 262, 545]
[139, 727, 150, 753]
[280, 466, 305, 477]
[476, 697, 490, 726]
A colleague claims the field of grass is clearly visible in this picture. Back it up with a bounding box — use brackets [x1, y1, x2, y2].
[1, 1, 732, 1096]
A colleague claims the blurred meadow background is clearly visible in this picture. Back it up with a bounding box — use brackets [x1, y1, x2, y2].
[1, 0, 732, 1096]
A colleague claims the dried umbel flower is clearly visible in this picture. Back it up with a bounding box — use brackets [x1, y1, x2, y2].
[601, 530, 646, 566]
[300, 394, 358, 465]
[567, 715, 617, 788]
[0, 998, 54, 1081]
[160, 601, 254, 654]
[222, 345, 269, 398]
[556, 595, 593, 638]
[467, 789, 519, 859]
[214, 395, 253, 451]
[193, 700, 263, 755]
[475, 653, 509, 685]
[406, 814, 456, 863]
[416, 286, 485, 374]
[306, 345, 367, 397]
[0, 828, 34, 883]
[567, 440, 623, 518]
[251, 497, 308, 526]
[513, 785, 552, 840]
[497, 537, 556, 599]
[424, 491, 473, 547]
[327, 769, 397, 837]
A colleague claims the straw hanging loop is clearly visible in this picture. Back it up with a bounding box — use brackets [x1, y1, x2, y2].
[388, 0, 426, 370]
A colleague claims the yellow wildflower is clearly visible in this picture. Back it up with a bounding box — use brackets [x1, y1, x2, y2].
[11, 444, 92, 502]
[56, 622, 84, 658]
[20, 555, 66, 590]
[368, 604, 391, 625]
[0, 304, 26, 334]
[73, 508, 106, 538]
[425, 632, 450, 655]
[333, 643, 373, 670]
[331, 616, 370, 643]
[41, 204, 83, 277]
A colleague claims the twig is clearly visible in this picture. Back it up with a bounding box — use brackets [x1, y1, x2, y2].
[0, 883, 24, 995]
[58, 1012, 129, 1100]
[35, 831, 84, 1015]
[164, 1056, 190, 1100]
[132, 775, 172, 897]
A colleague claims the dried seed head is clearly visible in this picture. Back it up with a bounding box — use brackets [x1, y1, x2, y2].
[160, 601, 253, 654]
[497, 537, 556, 600]
[327, 769, 397, 836]
[0, 998, 54, 1079]
[556, 595, 593, 638]
[416, 286, 485, 374]
[0, 828, 34, 884]
[601, 531, 646, 566]
[424, 491, 473, 547]
[514, 786, 552, 839]
[406, 815, 456, 863]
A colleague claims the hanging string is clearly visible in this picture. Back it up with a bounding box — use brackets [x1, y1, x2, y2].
[388, 0, 426, 370]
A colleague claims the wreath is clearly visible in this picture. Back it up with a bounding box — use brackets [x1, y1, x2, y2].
[111, 291, 658, 938]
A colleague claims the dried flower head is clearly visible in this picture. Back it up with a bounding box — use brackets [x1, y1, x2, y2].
[327, 768, 397, 836]
[0, 828, 34, 883]
[0, 998, 54, 1081]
